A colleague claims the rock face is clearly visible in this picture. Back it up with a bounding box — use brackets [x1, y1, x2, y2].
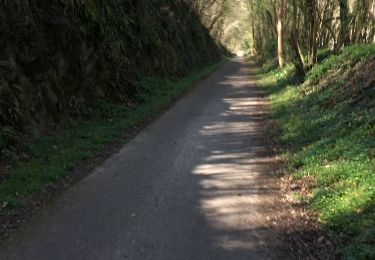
[0, 0, 221, 147]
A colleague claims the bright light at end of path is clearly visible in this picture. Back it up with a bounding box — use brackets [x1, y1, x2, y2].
[236, 51, 245, 57]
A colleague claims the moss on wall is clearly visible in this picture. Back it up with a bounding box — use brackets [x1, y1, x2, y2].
[0, 0, 221, 151]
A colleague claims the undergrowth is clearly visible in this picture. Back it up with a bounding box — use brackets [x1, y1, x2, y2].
[258, 44, 375, 259]
[0, 61, 225, 210]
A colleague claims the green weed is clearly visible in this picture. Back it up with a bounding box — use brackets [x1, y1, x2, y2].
[258, 44, 375, 259]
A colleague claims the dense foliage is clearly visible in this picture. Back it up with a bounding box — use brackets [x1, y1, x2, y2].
[0, 0, 221, 155]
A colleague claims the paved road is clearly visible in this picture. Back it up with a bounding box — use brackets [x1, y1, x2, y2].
[0, 59, 287, 259]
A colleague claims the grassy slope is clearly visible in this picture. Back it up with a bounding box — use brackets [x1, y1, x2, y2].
[0, 60, 225, 210]
[258, 44, 375, 259]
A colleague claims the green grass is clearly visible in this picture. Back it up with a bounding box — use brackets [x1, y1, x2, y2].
[308, 44, 375, 83]
[0, 60, 225, 209]
[258, 44, 375, 259]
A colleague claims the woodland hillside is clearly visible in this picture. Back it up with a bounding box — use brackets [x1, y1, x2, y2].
[248, 0, 374, 258]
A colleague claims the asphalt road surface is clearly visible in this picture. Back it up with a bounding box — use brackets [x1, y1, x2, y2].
[0, 59, 287, 260]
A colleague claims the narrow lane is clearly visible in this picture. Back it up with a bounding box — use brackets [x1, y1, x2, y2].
[0, 59, 286, 260]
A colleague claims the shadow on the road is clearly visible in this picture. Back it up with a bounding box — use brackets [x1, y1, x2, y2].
[185, 60, 290, 259]
[0, 59, 317, 260]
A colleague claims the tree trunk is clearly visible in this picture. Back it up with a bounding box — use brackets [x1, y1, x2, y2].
[307, 0, 318, 67]
[277, 0, 285, 67]
[289, 0, 305, 74]
[289, 33, 305, 75]
[339, 0, 350, 48]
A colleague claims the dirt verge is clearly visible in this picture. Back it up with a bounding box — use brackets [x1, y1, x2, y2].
[254, 65, 340, 259]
